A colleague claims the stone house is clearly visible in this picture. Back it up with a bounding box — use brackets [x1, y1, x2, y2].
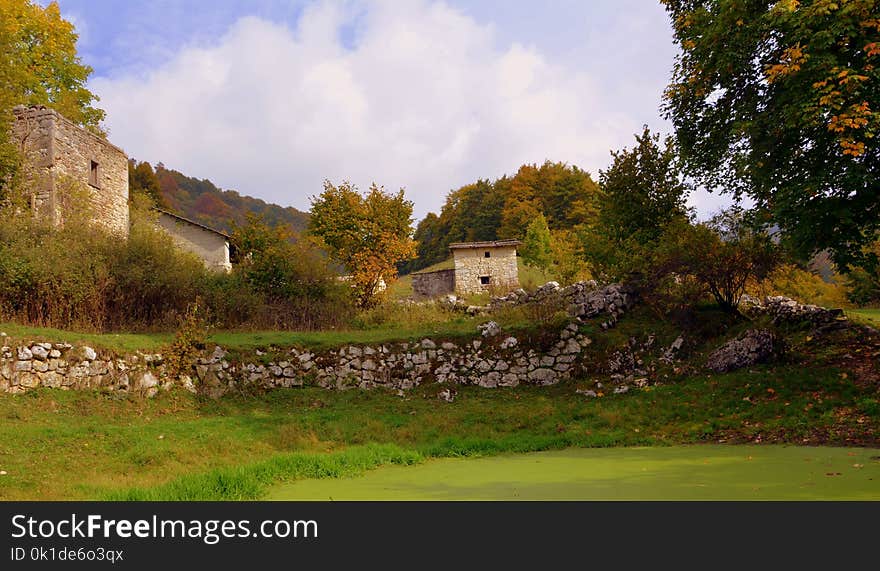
[156, 209, 232, 272]
[11, 105, 129, 235]
[450, 239, 521, 294]
[11, 105, 232, 271]
[411, 239, 521, 297]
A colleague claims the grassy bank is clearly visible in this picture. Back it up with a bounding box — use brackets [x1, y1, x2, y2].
[849, 308, 880, 325]
[0, 359, 876, 500]
[0, 316, 484, 353]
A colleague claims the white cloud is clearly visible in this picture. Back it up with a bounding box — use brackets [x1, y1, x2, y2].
[90, 0, 674, 219]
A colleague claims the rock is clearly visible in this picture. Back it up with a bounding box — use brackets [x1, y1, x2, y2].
[30, 345, 49, 360]
[613, 385, 630, 394]
[576, 388, 598, 398]
[535, 281, 561, 296]
[478, 321, 501, 337]
[137, 371, 159, 390]
[500, 337, 518, 349]
[17, 347, 32, 360]
[706, 329, 780, 373]
[420, 339, 436, 350]
[438, 388, 456, 402]
[82, 346, 97, 361]
[563, 338, 581, 354]
[528, 368, 557, 385]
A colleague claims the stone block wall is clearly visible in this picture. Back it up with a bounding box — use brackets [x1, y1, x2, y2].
[452, 245, 519, 294]
[412, 269, 455, 298]
[12, 106, 129, 236]
[0, 323, 593, 398]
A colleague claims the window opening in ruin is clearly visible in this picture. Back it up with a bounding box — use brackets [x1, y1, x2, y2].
[480, 276, 490, 285]
[484, 251, 491, 258]
[89, 160, 99, 187]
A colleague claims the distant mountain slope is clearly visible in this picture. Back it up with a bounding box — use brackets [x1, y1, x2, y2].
[152, 163, 308, 235]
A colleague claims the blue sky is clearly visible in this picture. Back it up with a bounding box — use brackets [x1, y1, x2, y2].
[53, 0, 729, 218]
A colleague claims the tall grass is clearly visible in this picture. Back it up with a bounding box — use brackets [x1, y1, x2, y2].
[106, 443, 423, 501]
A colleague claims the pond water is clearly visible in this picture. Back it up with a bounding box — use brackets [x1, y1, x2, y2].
[266, 445, 880, 500]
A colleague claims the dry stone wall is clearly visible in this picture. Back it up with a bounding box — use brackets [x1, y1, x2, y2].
[0, 322, 593, 398]
[0, 282, 642, 398]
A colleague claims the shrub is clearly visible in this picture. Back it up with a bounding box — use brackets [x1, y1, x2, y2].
[750, 264, 851, 308]
[0, 198, 354, 332]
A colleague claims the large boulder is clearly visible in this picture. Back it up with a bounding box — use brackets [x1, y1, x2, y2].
[706, 329, 780, 373]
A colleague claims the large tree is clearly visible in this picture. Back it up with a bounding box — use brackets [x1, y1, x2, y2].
[0, 0, 103, 127]
[0, 0, 104, 192]
[598, 126, 692, 245]
[309, 181, 417, 306]
[662, 0, 880, 270]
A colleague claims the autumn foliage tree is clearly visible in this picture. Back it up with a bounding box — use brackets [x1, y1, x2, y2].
[654, 213, 779, 314]
[663, 0, 880, 271]
[309, 181, 417, 307]
[403, 161, 601, 273]
[128, 160, 168, 209]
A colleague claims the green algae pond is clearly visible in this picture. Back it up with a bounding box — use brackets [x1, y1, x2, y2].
[266, 445, 880, 501]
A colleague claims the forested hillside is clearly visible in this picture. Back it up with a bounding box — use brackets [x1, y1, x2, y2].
[129, 159, 309, 234]
[402, 161, 601, 273]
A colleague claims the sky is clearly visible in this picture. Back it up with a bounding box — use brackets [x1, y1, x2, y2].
[53, 0, 731, 220]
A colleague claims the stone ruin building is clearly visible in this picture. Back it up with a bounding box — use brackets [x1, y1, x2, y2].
[412, 239, 521, 298]
[10, 105, 230, 272]
[11, 105, 129, 235]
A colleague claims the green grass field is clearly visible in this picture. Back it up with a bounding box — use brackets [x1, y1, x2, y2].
[849, 308, 880, 325]
[1, 358, 876, 500]
[266, 445, 880, 500]
[0, 318, 487, 353]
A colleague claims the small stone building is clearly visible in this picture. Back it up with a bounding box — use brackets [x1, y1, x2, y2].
[11, 105, 129, 235]
[156, 209, 232, 272]
[450, 240, 521, 294]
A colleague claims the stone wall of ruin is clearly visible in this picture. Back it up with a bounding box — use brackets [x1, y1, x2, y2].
[412, 269, 455, 298]
[12, 107, 129, 236]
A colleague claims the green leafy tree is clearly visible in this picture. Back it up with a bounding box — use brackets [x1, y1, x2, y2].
[598, 126, 692, 245]
[520, 213, 553, 271]
[0, 0, 103, 127]
[586, 127, 691, 281]
[662, 0, 880, 270]
[231, 213, 332, 301]
[0, 0, 104, 196]
[309, 181, 417, 307]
